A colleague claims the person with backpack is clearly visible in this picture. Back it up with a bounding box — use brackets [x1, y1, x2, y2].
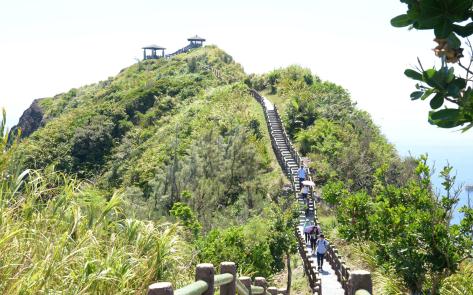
[315, 234, 329, 271]
[309, 226, 318, 251]
[303, 220, 312, 244]
[305, 196, 311, 216]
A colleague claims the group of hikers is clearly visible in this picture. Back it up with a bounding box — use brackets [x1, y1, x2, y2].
[298, 165, 329, 271]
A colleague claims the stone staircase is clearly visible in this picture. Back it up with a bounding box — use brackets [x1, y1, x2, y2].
[252, 91, 345, 295]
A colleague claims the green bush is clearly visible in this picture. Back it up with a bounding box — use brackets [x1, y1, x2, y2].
[170, 202, 202, 238]
[321, 180, 349, 207]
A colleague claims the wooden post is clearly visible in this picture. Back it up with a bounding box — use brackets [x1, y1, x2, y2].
[239, 276, 252, 295]
[254, 277, 267, 294]
[267, 287, 278, 295]
[148, 282, 173, 295]
[196, 263, 215, 295]
[220, 262, 236, 295]
[349, 270, 372, 295]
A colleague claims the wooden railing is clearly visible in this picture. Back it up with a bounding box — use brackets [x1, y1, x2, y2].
[148, 262, 287, 295]
[250, 89, 373, 295]
[305, 199, 373, 294]
[165, 44, 194, 58]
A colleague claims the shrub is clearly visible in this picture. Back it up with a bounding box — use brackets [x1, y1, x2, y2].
[322, 180, 349, 207]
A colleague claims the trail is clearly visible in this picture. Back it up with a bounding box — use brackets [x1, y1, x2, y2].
[256, 93, 344, 295]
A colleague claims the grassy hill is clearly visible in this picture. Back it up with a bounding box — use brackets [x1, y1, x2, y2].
[1, 46, 295, 293]
[4, 46, 471, 294]
[14, 46, 283, 225]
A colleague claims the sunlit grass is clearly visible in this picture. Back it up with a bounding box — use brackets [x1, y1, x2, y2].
[0, 169, 193, 294]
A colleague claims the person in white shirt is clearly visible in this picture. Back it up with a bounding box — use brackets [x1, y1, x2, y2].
[315, 234, 329, 270]
[301, 184, 309, 199]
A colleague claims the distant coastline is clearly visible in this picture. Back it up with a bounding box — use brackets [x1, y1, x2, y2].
[396, 143, 472, 224]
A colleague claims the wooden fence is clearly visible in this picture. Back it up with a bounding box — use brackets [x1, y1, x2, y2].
[148, 262, 287, 295]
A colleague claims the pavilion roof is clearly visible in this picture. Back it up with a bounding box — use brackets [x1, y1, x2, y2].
[142, 44, 166, 50]
[187, 35, 206, 41]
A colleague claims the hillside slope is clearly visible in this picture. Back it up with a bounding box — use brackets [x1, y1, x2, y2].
[14, 46, 282, 225]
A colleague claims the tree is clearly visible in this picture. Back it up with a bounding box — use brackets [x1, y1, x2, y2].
[71, 115, 114, 174]
[337, 156, 473, 293]
[266, 201, 299, 295]
[391, 0, 473, 131]
[170, 202, 202, 238]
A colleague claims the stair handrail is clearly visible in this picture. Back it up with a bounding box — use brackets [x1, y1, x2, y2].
[249, 89, 373, 295]
[148, 262, 286, 295]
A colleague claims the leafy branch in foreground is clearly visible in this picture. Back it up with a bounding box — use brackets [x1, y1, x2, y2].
[392, 0, 473, 131]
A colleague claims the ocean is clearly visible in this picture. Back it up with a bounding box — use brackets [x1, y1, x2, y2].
[396, 144, 472, 224]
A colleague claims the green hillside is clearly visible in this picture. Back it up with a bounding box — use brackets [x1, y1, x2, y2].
[1, 46, 296, 293]
[15, 46, 282, 225]
[2, 45, 471, 294]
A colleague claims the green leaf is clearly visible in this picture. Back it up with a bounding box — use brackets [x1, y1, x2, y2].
[423, 69, 437, 79]
[420, 88, 434, 100]
[429, 93, 444, 109]
[446, 67, 455, 83]
[410, 91, 424, 100]
[404, 69, 423, 81]
[391, 14, 411, 27]
[446, 32, 461, 49]
[428, 108, 465, 128]
[447, 83, 460, 97]
[434, 20, 453, 38]
[429, 108, 461, 121]
[453, 22, 473, 37]
[452, 78, 467, 90]
[449, 0, 473, 19]
[424, 69, 446, 89]
[418, 0, 444, 29]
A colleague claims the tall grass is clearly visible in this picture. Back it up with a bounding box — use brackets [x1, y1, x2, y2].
[0, 169, 193, 294]
[1, 110, 194, 294]
[440, 261, 473, 295]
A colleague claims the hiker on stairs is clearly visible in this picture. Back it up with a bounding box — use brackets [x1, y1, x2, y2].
[297, 165, 306, 188]
[301, 184, 309, 200]
[309, 225, 319, 251]
[315, 234, 329, 271]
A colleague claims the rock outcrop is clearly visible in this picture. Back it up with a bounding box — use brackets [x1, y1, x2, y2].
[11, 99, 44, 138]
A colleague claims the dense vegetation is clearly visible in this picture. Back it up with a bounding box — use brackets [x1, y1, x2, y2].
[15, 46, 279, 227]
[4, 43, 471, 294]
[248, 66, 473, 294]
[1, 113, 192, 293]
[2, 46, 301, 293]
[248, 66, 415, 193]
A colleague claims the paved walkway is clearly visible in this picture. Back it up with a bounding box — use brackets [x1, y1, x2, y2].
[296, 193, 344, 295]
[260, 94, 344, 295]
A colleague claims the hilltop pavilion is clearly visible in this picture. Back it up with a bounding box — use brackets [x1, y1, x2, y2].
[188, 35, 206, 48]
[142, 44, 166, 60]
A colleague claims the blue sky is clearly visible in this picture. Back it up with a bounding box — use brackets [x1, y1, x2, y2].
[0, 0, 472, 209]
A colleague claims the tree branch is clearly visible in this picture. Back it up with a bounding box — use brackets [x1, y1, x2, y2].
[444, 97, 459, 104]
[459, 61, 473, 76]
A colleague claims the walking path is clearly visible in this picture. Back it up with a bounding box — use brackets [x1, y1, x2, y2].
[259, 94, 344, 295]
